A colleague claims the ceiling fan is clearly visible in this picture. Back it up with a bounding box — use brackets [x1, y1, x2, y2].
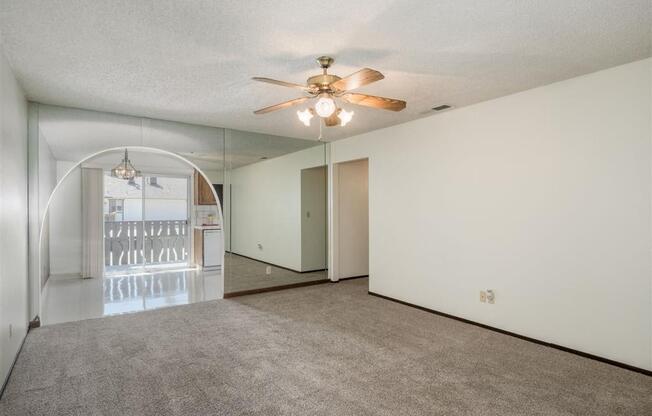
[252, 56, 406, 128]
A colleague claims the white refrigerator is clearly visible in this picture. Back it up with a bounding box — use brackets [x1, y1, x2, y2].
[202, 229, 223, 268]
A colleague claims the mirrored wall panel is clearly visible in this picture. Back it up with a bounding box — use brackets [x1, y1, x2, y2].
[36, 105, 225, 324]
[34, 104, 328, 324]
[223, 129, 328, 295]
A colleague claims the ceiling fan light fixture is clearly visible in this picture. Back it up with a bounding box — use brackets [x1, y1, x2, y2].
[297, 108, 313, 126]
[315, 94, 336, 117]
[338, 108, 354, 126]
[252, 56, 406, 128]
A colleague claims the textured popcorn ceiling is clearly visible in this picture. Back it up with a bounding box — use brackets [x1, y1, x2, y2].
[1, 0, 650, 141]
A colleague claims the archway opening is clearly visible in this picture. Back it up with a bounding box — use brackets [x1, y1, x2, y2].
[37, 146, 224, 324]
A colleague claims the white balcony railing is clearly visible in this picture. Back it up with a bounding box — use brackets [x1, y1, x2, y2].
[104, 220, 189, 267]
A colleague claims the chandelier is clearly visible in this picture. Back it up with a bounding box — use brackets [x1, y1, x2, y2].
[111, 149, 141, 180]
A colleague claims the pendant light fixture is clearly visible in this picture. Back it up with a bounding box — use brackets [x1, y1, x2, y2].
[111, 149, 141, 180]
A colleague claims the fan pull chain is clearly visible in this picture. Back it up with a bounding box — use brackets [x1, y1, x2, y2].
[318, 117, 323, 141]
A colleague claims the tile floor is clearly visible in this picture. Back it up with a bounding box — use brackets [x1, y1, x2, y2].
[41, 268, 222, 325]
[41, 254, 328, 325]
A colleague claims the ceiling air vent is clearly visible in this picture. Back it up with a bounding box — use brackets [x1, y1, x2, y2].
[432, 104, 452, 112]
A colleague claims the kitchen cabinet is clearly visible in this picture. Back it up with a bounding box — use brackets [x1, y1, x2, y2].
[194, 170, 216, 205]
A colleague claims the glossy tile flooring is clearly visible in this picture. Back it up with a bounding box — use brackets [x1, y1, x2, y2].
[104, 262, 190, 276]
[42, 268, 222, 325]
[41, 254, 328, 325]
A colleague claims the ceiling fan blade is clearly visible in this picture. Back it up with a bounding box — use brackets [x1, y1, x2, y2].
[253, 97, 310, 114]
[252, 77, 314, 93]
[330, 68, 384, 92]
[324, 111, 341, 127]
[340, 93, 406, 111]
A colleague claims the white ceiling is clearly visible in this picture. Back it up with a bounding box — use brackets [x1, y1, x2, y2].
[1, 0, 650, 141]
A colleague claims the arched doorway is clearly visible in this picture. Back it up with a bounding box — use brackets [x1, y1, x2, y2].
[36, 146, 224, 323]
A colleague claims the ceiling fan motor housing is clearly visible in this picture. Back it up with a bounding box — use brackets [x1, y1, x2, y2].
[307, 74, 341, 92]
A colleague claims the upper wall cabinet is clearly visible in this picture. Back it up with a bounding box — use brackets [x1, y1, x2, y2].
[194, 170, 216, 205]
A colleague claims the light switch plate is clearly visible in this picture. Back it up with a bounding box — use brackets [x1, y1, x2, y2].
[480, 291, 487, 302]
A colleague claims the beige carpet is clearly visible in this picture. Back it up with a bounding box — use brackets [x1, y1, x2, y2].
[1, 278, 650, 415]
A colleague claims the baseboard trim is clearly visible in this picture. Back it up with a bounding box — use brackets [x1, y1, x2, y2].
[339, 274, 368, 281]
[48, 273, 83, 281]
[368, 291, 651, 377]
[224, 279, 330, 298]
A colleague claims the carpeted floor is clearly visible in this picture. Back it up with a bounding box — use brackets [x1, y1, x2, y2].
[1, 278, 650, 415]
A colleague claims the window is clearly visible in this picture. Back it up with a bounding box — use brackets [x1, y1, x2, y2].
[105, 199, 124, 221]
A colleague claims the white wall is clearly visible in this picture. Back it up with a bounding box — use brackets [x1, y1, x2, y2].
[28, 103, 58, 314]
[0, 45, 29, 389]
[228, 145, 325, 271]
[334, 159, 369, 279]
[38, 132, 57, 222]
[329, 58, 652, 370]
[36, 106, 225, 164]
[37, 131, 57, 285]
[301, 166, 327, 271]
[49, 161, 82, 276]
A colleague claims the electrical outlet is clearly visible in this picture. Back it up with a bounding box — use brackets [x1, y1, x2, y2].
[266, 266, 272, 275]
[480, 291, 486, 303]
[486, 290, 495, 304]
